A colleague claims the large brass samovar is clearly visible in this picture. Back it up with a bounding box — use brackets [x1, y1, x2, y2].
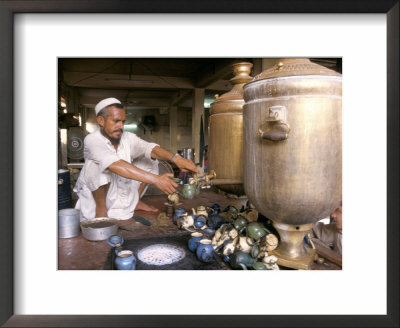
[209, 62, 253, 196]
[243, 58, 342, 269]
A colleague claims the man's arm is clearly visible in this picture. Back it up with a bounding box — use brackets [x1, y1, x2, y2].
[108, 159, 177, 195]
[311, 222, 336, 249]
[150, 146, 199, 173]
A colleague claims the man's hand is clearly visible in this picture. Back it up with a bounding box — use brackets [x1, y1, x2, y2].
[173, 156, 199, 174]
[150, 146, 200, 174]
[154, 173, 178, 195]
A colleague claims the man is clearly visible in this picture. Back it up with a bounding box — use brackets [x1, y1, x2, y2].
[311, 201, 342, 255]
[74, 98, 198, 221]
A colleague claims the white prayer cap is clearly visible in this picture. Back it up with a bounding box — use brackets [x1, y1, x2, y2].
[94, 98, 122, 115]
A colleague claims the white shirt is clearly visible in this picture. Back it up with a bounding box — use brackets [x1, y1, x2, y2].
[74, 130, 159, 220]
[84, 129, 157, 172]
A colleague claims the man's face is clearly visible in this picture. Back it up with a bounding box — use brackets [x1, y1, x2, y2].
[97, 106, 126, 143]
[330, 205, 342, 231]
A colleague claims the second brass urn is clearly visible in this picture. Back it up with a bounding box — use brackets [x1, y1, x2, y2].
[242, 58, 342, 269]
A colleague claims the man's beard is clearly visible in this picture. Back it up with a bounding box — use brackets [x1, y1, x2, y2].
[101, 128, 122, 144]
[109, 135, 121, 144]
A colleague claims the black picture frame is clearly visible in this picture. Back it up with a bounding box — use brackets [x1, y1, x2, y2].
[0, 1, 398, 327]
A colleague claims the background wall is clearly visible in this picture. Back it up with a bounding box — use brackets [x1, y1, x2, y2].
[84, 106, 193, 152]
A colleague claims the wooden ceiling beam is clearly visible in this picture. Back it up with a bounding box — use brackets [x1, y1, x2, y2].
[79, 95, 171, 108]
[169, 90, 192, 106]
[63, 72, 194, 89]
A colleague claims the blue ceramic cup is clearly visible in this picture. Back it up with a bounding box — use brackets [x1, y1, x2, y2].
[196, 239, 214, 263]
[188, 232, 204, 252]
[115, 250, 136, 270]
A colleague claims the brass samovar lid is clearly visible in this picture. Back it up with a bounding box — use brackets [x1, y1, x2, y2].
[210, 62, 253, 114]
[251, 58, 341, 81]
[212, 62, 253, 102]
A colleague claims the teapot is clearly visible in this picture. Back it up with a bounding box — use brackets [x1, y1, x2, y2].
[211, 229, 222, 249]
[201, 226, 216, 239]
[219, 224, 239, 245]
[223, 205, 239, 221]
[245, 222, 271, 241]
[182, 184, 200, 199]
[188, 232, 204, 252]
[194, 214, 207, 229]
[212, 225, 227, 248]
[244, 208, 259, 222]
[251, 244, 260, 258]
[253, 262, 267, 270]
[192, 206, 208, 217]
[262, 255, 280, 270]
[232, 215, 248, 233]
[207, 214, 226, 229]
[222, 237, 239, 256]
[167, 192, 180, 205]
[236, 236, 254, 253]
[107, 234, 125, 268]
[262, 255, 278, 265]
[177, 213, 194, 231]
[173, 208, 186, 225]
[196, 239, 214, 263]
[114, 250, 136, 270]
[207, 203, 221, 215]
[259, 233, 279, 252]
[229, 251, 256, 270]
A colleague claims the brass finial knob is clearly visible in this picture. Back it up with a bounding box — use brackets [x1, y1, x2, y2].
[230, 62, 253, 84]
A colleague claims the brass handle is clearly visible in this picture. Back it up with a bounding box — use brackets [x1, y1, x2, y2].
[259, 120, 290, 141]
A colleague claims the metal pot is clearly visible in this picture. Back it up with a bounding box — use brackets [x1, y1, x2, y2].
[243, 58, 342, 225]
[80, 217, 119, 241]
[182, 148, 195, 161]
[58, 170, 72, 210]
[58, 208, 80, 238]
[209, 62, 253, 196]
[243, 58, 342, 269]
